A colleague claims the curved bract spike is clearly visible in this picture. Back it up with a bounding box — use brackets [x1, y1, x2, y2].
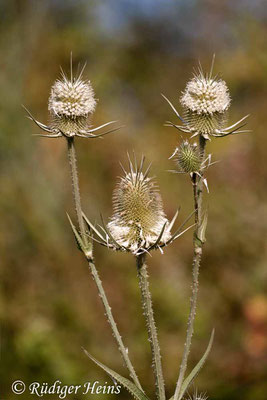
[88, 235, 108, 247]
[82, 212, 106, 242]
[212, 127, 251, 138]
[164, 209, 196, 246]
[87, 120, 118, 133]
[89, 125, 124, 138]
[148, 222, 167, 251]
[222, 114, 250, 131]
[168, 209, 179, 231]
[209, 54, 216, 80]
[161, 94, 185, 123]
[23, 105, 55, 134]
[164, 223, 195, 246]
[32, 133, 62, 138]
[165, 121, 191, 134]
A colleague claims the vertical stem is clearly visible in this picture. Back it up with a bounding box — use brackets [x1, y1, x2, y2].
[66, 137, 142, 391]
[174, 135, 206, 400]
[67, 137, 87, 244]
[136, 254, 165, 400]
[88, 258, 142, 390]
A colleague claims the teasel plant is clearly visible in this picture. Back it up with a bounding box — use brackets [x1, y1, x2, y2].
[162, 56, 250, 400]
[25, 59, 147, 395]
[25, 55, 248, 400]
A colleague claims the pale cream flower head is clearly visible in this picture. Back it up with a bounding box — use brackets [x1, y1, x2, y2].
[163, 56, 249, 140]
[180, 76, 230, 115]
[179, 62, 231, 138]
[47, 67, 97, 136]
[48, 75, 96, 119]
[25, 59, 119, 139]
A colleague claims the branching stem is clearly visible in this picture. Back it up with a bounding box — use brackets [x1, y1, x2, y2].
[136, 254, 166, 400]
[174, 135, 207, 400]
[66, 137, 142, 391]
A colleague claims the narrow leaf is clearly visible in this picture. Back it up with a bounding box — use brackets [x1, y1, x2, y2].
[67, 213, 84, 252]
[177, 329, 215, 400]
[83, 349, 150, 400]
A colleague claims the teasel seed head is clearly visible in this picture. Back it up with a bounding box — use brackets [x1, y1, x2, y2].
[175, 140, 201, 173]
[25, 58, 119, 139]
[180, 71, 230, 138]
[107, 163, 171, 254]
[83, 157, 195, 255]
[163, 56, 250, 139]
[48, 73, 97, 136]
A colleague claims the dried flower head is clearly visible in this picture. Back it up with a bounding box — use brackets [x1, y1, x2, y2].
[163, 57, 249, 139]
[48, 74, 96, 136]
[180, 72, 230, 138]
[181, 75, 230, 115]
[107, 165, 171, 254]
[172, 141, 201, 173]
[83, 156, 194, 256]
[24, 61, 119, 139]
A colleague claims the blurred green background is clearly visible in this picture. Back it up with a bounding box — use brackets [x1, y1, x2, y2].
[1, 1, 267, 399]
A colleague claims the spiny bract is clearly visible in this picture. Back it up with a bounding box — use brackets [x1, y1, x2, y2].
[48, 74, 96, 135]
[108, 168, 171, 254]
[175, 141, 201, 173]
[180, 71, 230, 137]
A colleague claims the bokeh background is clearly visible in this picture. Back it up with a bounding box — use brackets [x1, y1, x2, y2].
[1, 0, 267, 399]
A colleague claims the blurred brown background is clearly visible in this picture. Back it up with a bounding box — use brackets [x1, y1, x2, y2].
[1, 0, 267, 399]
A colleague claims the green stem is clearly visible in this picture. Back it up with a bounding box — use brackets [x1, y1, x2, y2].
[67, 137, 88, 245]
[174, 135, 207, 400]
[136, 254, 165, 400]
[66, 137, 142, 391]
[88, 258, 142, 390]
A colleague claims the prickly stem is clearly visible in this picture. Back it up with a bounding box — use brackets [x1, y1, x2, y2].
[174, 135, 207, 400]
[136, 254, 166, 400]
